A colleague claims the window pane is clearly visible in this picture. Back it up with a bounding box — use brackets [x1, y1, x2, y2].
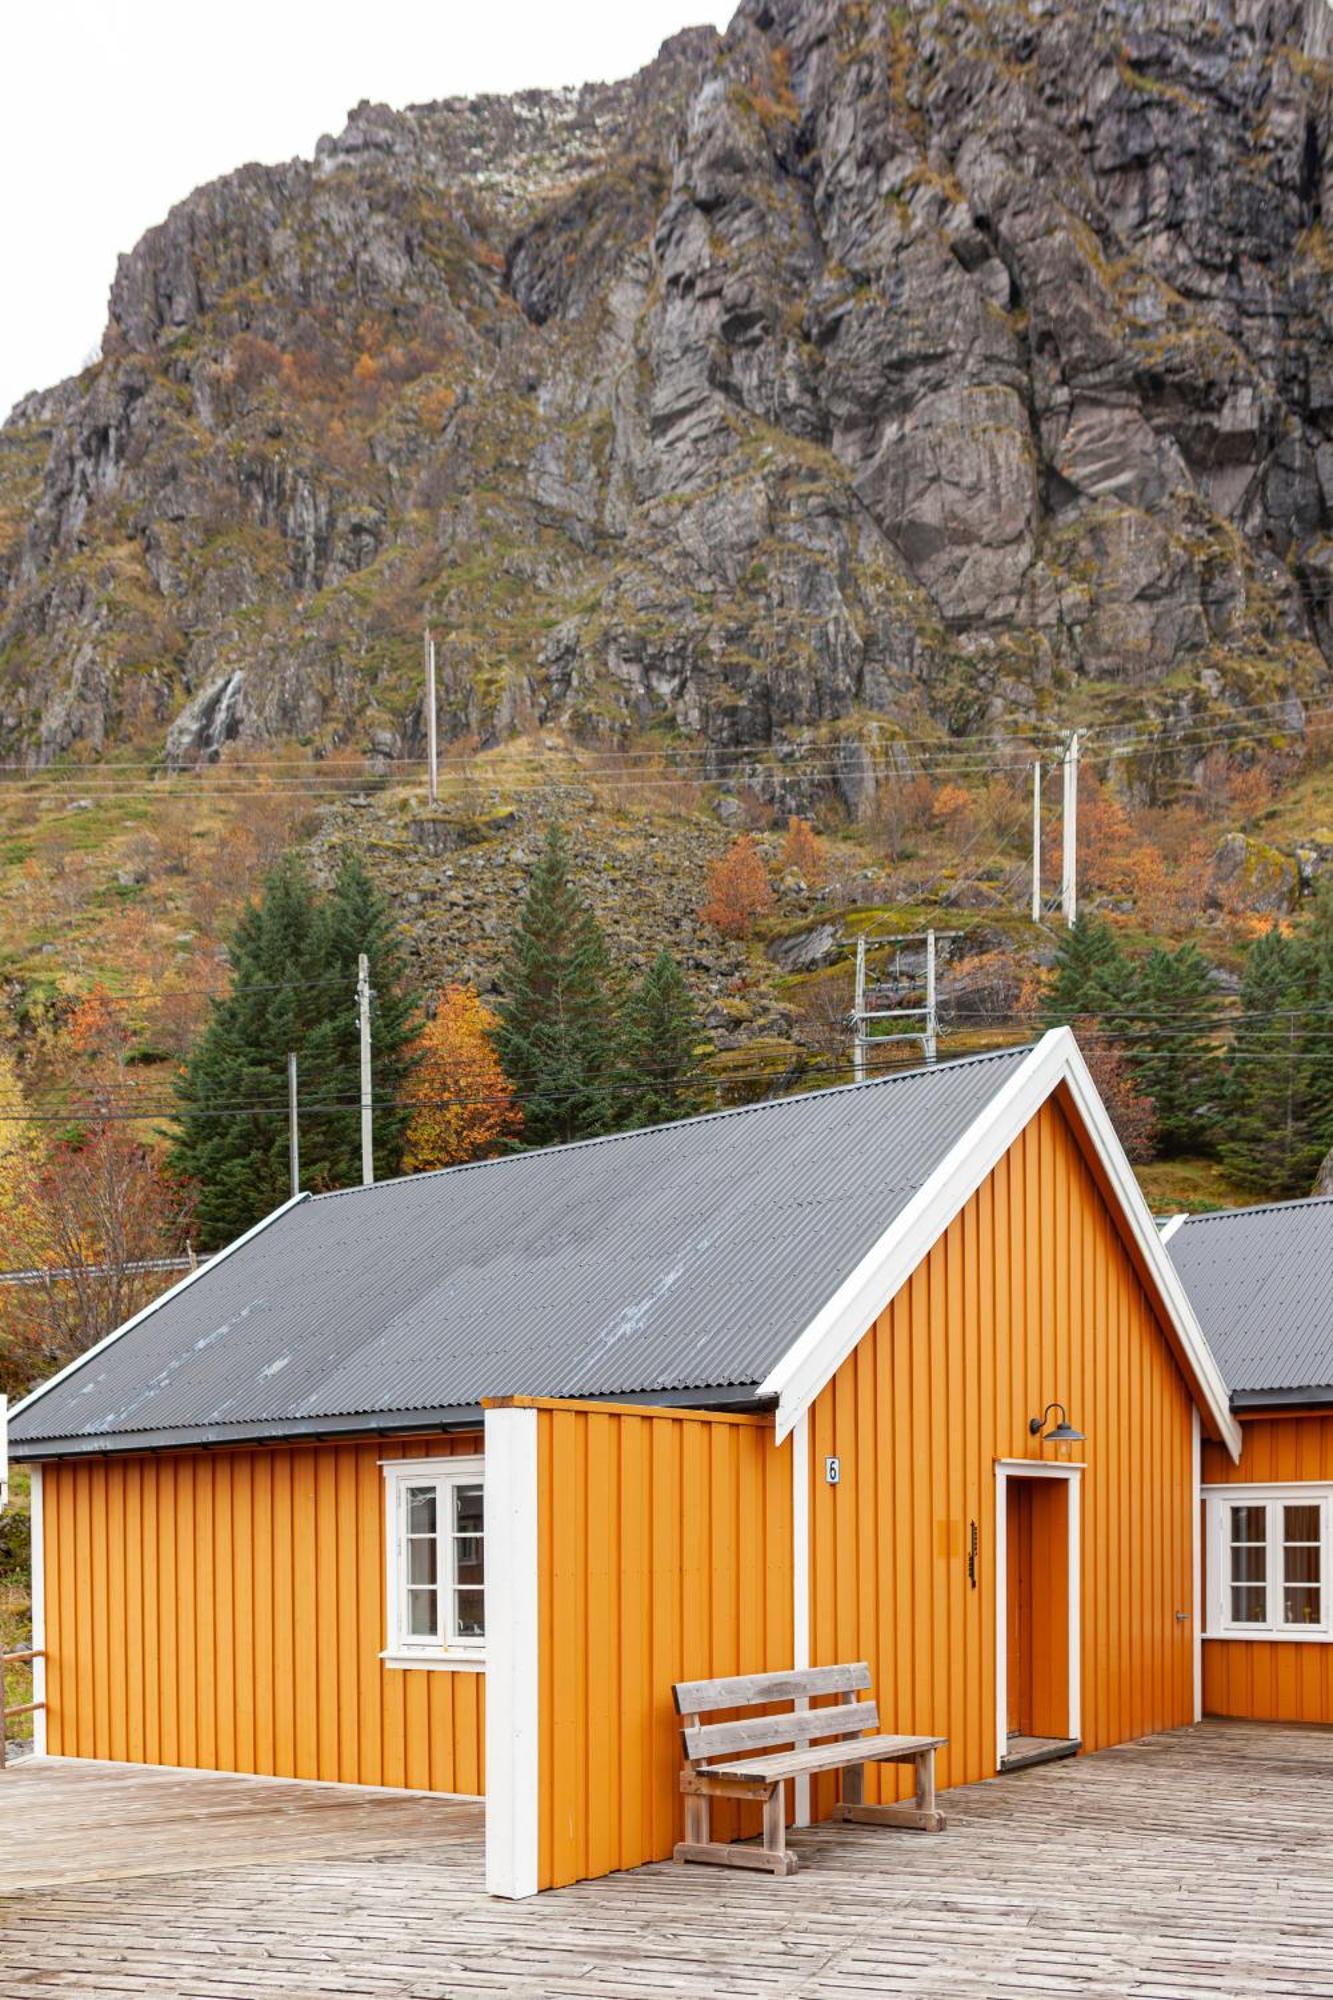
[1230, 1543, 1266, 1584]
[1230, 1505, 1266, 1543]
[407, 1487, 437, 1535]
[408, 1537, 438, 1586]
[1285, 1543, 1321, 1584]
[456, 1538, 483, 1585]
[1284, 1584, 1321, 1626]
[1230, 1584, 1267, 1623]
[407, 1586, 438, 1637]
[454, 1588, 485, 1638]
[454, 1484, 483, 1536]
[1285, 1505, 1321, 1543]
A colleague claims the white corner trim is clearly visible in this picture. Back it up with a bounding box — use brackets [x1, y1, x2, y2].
[483, 1406, 539, 1899]
[994, 1460, 1083, 1770]
[6, 1192, 313, 1429]
[761, 1028, 1242, 1462]
[790, 1412, 811, 1828]
[1159, 1212, 1189, 1245]
[29, 1462, 46, 1758]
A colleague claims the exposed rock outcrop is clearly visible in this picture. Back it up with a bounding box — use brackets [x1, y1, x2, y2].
[3, 2, 1333, 776]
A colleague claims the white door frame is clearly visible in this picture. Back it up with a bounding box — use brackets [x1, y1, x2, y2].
[993, 1459, 1083, 1771]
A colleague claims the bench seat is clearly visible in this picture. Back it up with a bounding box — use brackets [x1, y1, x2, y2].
[708, 1731, 946, 1786]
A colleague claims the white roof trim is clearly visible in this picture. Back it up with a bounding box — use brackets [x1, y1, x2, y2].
[760, 1028, 1242, 1461]
[1158, 1212, 1189, 1245]
[7, 1191, 313, 1432]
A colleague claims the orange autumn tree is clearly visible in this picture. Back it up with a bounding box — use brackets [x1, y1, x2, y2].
[700, 835, 774, 938]
[402, 984, 523, 1172]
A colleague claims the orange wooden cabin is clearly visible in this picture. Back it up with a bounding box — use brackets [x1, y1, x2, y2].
[1166, 1198, 1333, 1730]
[6, 1029, 1245, 1896]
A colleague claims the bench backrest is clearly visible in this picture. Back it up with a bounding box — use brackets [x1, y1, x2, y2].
[673, 1663, 879, 1765]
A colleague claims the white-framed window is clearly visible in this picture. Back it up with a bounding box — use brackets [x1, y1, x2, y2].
[1204, 1485, 1330, 1641]
[382, 1456, 485, 1669]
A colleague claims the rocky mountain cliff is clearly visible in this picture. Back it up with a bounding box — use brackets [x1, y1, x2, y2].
[4, 0, 1333, 807]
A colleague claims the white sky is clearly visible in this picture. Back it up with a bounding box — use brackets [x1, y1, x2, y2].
[1, 0, 731, 419]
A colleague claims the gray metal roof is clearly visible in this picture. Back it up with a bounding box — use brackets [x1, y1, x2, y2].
[9, 1045, 1033, 1456]
[1167, 1197, 1333, 1405]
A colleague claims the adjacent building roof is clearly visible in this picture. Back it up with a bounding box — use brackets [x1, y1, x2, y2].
[9, 1045, 1035, 1457]
[1166, 1197, 1333, 1407]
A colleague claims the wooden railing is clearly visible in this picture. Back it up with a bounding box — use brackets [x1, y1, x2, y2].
[0, 1648, 43, 1768]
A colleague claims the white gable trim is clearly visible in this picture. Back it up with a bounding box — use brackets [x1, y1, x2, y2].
[6, 1192, 313, 1431]
[759, 1028, 1241, 1460]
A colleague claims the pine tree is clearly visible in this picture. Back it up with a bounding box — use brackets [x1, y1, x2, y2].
[302, 854, 419, 1190]
[617, 951, 709, 1129]
[495, 824, 618, 1147]
[170, 854, 419, 1247]
[1126, 943, 1221, 1155]
[170, 857, 325, 1246]
[1041, 915, 1130, 1027]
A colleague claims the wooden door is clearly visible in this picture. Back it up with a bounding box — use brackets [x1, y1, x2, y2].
[1006, 1477, 1071, 1742]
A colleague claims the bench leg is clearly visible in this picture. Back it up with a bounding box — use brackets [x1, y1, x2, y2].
[674, 1782, 799, 1877]
[834, 1750, 945, 1834]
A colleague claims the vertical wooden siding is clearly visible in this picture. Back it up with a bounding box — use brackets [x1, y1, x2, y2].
[1201, 1412, 1333, 1724]
[535, 1402, 792, 1891]
[41, 1432, 486, 1792]
[806, 1093, 1197, 1813]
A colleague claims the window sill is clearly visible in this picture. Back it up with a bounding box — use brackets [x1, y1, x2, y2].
[1203, 1629, 1330, 1645]
[380, 1650, 486, 1673]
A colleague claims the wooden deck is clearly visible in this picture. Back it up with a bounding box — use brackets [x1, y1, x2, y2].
[1, 1720, 1332, 1995]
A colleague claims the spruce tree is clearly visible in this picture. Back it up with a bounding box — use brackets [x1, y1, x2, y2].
[171, 853, 419, 1247]
[617, 950, 709, 1129]
[496, 824, 618, 1147]
[302, 855, 419, 1189]
[1219, 925, 1318, 1197]
[1041, 915, 1130, 1027]
[1127, 943, 1221, 1155]
[170, 857, 326, 1246]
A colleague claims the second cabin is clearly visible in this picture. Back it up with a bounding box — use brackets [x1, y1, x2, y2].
[6, 1028, 1240, 1895]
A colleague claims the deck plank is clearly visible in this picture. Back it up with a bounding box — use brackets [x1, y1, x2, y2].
[0, 1721, 1331, 1995]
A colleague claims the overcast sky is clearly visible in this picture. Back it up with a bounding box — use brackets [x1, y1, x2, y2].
[2, 0, 731, 419]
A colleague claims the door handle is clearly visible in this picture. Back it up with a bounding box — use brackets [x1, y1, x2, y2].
[1175, 1610, 1191, 1621]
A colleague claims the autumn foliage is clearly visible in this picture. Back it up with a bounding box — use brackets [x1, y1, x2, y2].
[780, 816, 825, 886]
[402, 984, 522, 1171]
[700, 835, 774, 938]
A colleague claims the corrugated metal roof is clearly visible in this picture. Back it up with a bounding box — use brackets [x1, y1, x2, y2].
[1167, 1197, 1333, 1402]
[9, 1045, 1034, 1455]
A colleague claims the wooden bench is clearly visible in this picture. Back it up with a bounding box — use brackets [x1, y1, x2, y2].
[672, 1662, 945, 1876]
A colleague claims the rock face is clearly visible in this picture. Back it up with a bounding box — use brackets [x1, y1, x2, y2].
[4, 2, 1333, 775]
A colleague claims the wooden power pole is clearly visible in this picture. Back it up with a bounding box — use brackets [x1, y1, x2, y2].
[357, 954, 374, 1186]
[1061, 731, 1080, 925]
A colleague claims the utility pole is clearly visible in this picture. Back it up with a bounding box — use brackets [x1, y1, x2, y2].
[287, 1051, 300, 1199]
[357, 953, 374, 1187]
[425, 627, 439, 806]
[853, 936, 867, 1084]
[1061, 730, 1080, 926]
[1031, 760, 1042, 924]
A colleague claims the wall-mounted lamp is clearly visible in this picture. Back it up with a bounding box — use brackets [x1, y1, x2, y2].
[1029, 1403, 1085, 1454]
